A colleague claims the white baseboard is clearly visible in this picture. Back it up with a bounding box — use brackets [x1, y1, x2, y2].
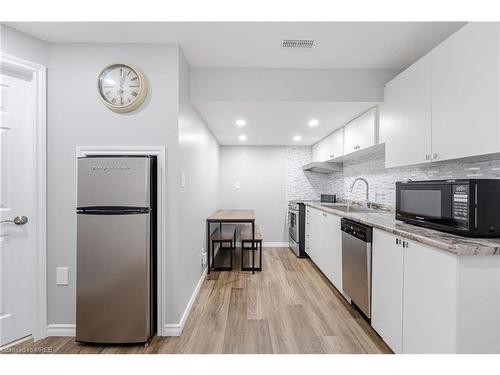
[163, 267, 207, 337]
[47, 324, 76, 337]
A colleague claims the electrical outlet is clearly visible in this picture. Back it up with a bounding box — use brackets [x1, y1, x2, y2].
[201, 248, 206, 266]
[235, 182, 241, 189]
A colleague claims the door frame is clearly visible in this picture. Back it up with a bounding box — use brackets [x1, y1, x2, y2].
[1, 53, 47, 342]
[76, 145, 167, 336]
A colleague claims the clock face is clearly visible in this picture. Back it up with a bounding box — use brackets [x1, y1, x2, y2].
[97, 64, 147, 112]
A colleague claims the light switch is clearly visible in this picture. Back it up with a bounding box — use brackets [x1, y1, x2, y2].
[56, 267, 69, 286]
[235, 182, 241, 189]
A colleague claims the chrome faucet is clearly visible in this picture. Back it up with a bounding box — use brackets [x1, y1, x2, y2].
[349, 177, 369, 204]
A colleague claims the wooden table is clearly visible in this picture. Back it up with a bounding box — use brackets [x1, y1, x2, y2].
[206, 209, 255, 274]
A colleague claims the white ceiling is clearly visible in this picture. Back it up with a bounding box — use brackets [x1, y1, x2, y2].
[7, 22, 465, 68]
[193, 101, 378, 145]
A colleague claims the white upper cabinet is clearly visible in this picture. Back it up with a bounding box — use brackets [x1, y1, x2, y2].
[344, 107, 377, 155]
[343, 120, 358, 155]
[382, 22, 500, 168]
[325, 128, 344, 160]
[312, 138, 329, 162]
[312, 127, 344, 162]
[382, 54, 432, 168]
[431, 22, 500, 161]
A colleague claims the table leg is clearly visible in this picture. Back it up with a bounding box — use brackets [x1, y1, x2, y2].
[206, 221, 210, 274]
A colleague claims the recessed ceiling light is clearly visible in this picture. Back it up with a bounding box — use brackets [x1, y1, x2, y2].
[293, 135, 302, 142]
[235, 119, 246, 127]
[308, 119, 319, 127]
[239, 134, 247, 141]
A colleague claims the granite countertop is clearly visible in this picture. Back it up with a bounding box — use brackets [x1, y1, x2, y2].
[304, 202, 500, 256]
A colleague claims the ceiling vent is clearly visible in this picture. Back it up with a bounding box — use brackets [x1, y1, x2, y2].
[281, 38, 316, 49]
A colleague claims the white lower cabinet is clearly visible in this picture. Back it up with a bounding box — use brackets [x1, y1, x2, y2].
[371, 228, 457, 354]
[324, 213, 342, 291]
[305, 207, 343, 293]
[402, 238, 457, 354]
[371, 229, 404, 353]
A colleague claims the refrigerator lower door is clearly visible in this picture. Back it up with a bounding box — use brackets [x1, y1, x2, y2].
[76, 213, 151, 343]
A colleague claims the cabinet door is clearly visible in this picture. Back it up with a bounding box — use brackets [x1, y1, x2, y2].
[371, 229, 404, 353]
[382, 54, 432, 168]
[325, 128, 344, 160]
[343, 121, 358, 155]
[323, 213, 342, 292]
[432, 22, 499, 161]
[402, 240, 457, 353]
[305, 208, 314, 260]
[315, 211, 327, 271]
[312, 138, 329, 162]
[356, 107, 377, 151]
[311, 142, 321, 163]
[306, 208, 323, 265]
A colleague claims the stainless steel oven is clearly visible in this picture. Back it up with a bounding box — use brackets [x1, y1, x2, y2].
[288, 202, 300, 256]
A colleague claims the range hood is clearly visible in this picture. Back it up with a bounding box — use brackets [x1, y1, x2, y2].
[302, 161, 342, 174]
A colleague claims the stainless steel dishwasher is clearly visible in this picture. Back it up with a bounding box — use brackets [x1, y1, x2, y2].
[341, 218, 373, 319]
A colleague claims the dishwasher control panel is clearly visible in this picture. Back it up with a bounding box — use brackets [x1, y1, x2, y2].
[341, 218, 372, 242]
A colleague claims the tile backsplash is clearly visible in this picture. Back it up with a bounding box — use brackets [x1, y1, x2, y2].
[328, 148, 500, 207]
[285, 146, 500, 208]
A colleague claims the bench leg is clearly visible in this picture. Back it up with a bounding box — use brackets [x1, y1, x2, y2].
[259, 241, 262, 271]
[252, 241, 255, 274]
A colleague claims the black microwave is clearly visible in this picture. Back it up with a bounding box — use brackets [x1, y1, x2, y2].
[396, 179, 500, 237]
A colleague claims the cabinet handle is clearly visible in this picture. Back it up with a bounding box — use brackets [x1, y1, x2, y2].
[395, 238, 399, 245]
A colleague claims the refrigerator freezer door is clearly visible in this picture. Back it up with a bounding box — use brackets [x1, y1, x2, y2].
[76, 213, 151, 343]
[77, 157, 151, 208]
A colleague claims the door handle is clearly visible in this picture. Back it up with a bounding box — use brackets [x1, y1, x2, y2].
[0, 216, 28, 225]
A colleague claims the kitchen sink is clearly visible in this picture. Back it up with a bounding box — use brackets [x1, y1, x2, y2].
[320, 203, 375, 213]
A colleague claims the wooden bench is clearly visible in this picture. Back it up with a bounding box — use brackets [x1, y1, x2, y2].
[240, 224, 263, 273]
[211, 224, 236, 271]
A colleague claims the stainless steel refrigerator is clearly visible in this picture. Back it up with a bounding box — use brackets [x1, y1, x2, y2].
[76, 155, 157, 344]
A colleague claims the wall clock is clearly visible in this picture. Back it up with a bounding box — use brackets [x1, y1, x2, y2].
[97, 63, 148, 113]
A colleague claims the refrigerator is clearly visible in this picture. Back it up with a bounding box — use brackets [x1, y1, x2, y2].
[76, 155, 157, 344]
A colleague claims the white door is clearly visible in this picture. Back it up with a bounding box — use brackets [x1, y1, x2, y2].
[382, 54, 432, 168]
[431, 22, 499, 161]
[402, 240, 457, 353]
[323, 213, 342, 292]
[343, 121, 358, 155]
[355, 107, 377, 151]
[371, 229, 404, 353]
[325, 128, 344, 160]
[0, 73, 33, 346]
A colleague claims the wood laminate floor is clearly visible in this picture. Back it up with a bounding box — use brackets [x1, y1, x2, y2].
[4, 247, 391, 354]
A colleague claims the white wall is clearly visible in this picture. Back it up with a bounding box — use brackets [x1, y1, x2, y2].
[47, 43, 181, 326]
[218, 146, 287, 243]
[0, 24, 49, 66]
[177, 49, 219, 320]
[191, 67, 401, 102]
